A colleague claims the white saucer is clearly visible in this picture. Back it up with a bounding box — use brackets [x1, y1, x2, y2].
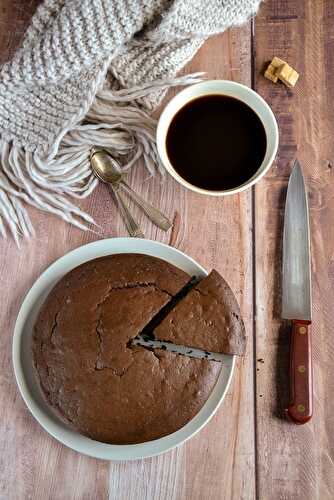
[13, 238, 235, 461]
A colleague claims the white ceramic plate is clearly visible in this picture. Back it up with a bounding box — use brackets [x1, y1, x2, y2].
[13, 238, 235, 461]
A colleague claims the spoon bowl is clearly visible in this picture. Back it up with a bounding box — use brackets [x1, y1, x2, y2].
[90, 148, 122, 184]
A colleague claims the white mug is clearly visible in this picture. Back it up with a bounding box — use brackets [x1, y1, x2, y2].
[156, 80, 279, 196]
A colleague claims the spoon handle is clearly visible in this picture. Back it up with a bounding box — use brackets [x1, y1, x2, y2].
[120, 181, 172, 232]
[109, 185, 144, 238]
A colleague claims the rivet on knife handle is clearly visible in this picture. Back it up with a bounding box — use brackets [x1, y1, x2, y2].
[285, 320, 313, 424]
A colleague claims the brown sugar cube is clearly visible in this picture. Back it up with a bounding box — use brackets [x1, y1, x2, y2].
[264, 57, 285, 83]
[276, 63, 299, 88]
[264, 64, 279, 83]
[271, 56, 286, 68]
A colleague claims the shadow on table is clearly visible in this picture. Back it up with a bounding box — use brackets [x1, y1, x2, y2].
[274, 321, 291, 420]
[272, 183, 290, 420]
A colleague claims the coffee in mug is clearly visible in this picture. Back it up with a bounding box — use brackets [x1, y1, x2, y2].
[166, 95, 267, 191]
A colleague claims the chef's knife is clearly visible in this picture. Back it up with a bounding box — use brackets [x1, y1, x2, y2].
[282, 160, 312, 424]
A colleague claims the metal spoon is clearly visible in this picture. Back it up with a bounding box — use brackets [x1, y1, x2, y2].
[90, 148, 172, 231]
[90, 148, 144, 238]
[118, 181, 172, 232]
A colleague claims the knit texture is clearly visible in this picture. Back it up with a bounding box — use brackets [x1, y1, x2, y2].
[0, 0, 261, 243]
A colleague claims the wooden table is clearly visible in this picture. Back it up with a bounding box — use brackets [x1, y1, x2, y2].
[1, 1, 333, 499]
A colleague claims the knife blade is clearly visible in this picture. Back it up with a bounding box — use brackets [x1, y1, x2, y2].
[132, 335, 228, 363]
[282, 159, 313, 424]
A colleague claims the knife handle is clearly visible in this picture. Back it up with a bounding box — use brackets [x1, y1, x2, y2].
[286, 320, 313, 424]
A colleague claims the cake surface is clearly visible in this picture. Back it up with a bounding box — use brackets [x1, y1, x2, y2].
[154, 270, 246, 355]
[33, 254, 221, 444]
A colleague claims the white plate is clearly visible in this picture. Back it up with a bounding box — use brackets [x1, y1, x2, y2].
[13, 238, 235, 461]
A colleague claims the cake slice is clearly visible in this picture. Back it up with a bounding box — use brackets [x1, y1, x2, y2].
[153, 270, 246, 355]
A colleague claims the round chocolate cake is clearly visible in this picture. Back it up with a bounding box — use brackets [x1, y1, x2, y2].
[33, 254, 221, 444]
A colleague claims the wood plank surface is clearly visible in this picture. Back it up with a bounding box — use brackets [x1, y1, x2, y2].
[0, 3, 256, 500]
[254, 1, 334, 499]
[2, 0, 334, 498]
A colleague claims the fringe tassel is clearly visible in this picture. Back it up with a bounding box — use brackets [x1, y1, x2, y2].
[0, 72, 204, 244]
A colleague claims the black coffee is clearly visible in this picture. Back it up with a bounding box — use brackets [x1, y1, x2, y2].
[166, 95, 267, 191]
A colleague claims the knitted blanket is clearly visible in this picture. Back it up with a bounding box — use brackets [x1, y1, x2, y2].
[0, 0, 261, 243]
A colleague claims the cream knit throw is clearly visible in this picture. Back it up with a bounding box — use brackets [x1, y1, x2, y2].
[0, 0, 261, 243]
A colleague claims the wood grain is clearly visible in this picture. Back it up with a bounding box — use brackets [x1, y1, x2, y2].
[254, 0, 334, 498]
[0, 0, 41, 64]
[0, 4, 255, 500]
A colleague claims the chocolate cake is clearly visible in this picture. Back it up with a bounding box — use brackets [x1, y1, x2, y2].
[33, 254, 221, 444]
[153, 270, 246, 355]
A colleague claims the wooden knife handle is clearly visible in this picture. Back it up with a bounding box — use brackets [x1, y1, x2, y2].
[286, 320, 313, 424]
